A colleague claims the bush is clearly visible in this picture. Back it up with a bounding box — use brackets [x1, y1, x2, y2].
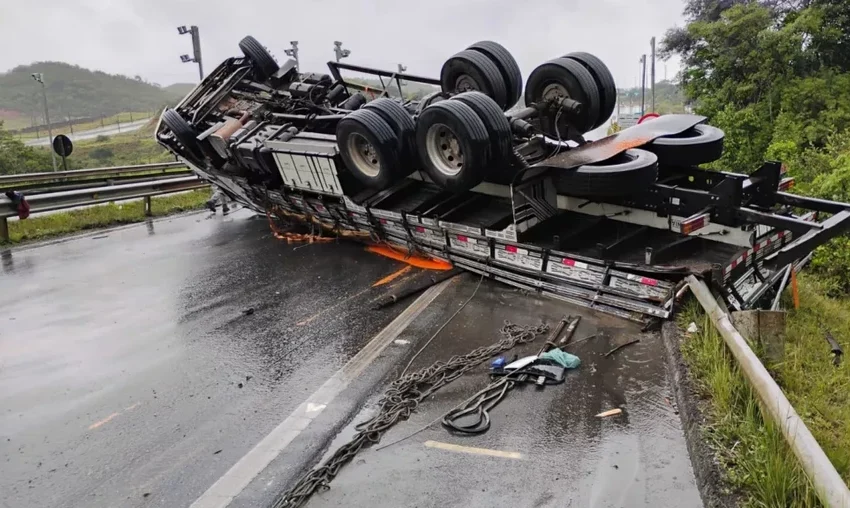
[89, 148, 114, 161]
[95, 134, 110, 142]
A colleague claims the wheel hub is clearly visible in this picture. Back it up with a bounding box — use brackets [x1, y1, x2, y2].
[425, 123, 464, 177]
[346, 133, 381, 178]
[542, 83, 569, 103]
[455, 74, 481, 93]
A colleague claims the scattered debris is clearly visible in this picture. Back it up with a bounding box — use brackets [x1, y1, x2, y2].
[213, 449, 222, 455]
[242, 307, 255, 316]
[596, 408, 623, 418]
[605, 339, 641, 357]
[237, 383, 243, 389]
[539, 348, 581, 369]
[143, 493, 151, 498]
[245, 375, 253, 381]
[686, 322, 699, 334]
[91, 235, 109, 240]
[823, 327, 844, 366]
[393, 339, 410, 345]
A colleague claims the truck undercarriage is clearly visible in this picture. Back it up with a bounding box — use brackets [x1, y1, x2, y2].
[156, 36, 850, 324]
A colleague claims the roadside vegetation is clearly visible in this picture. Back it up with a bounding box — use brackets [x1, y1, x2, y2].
[663, 0, 850, 503]
[5, 189, 209, 244]
[678, 276, 850, 507]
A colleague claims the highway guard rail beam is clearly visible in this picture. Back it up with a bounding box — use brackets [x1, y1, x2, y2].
[0, 174, 208, 242]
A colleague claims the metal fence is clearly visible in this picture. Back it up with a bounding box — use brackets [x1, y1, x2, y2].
[0, 163, 207, 241]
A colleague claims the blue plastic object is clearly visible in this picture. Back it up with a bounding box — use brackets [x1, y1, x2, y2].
[490, 356, 507, 369]
[539, 348, 581, 369]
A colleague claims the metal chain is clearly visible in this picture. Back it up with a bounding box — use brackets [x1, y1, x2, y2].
[271, 320, 549, 508]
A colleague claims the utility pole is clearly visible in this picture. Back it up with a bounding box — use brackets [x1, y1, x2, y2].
[639, 54, 647, 116]
[284, 41, 300, 71]
[178, 25, 203, 81]
[650, 37, 656, 113]
[334, 41, 351, 63]
[32, 73, 57, 171]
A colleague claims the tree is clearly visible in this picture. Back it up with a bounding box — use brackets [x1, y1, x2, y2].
[0, 121, 53, 174]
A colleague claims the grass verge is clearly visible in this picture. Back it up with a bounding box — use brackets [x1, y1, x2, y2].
[677, 275, 850, 507]
[4, 189, 209, 244]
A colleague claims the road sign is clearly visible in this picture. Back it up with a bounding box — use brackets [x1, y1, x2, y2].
[52, 134, 73, 157]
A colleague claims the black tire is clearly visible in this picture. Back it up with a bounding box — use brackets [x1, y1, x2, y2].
[416, 100, 491, 193]
[160, 109, 202, 159]
[452, 92, 514, 181]
[467, 41, 522, 110]
[440, 49, 508, 110]
[525, 57, 601, 135]
[564, 52, 616, 129]
[238, 36, 279, 81]
[553, 149, 658, 197]
[337, 109, 403, 190]
[363, 98, 417, 166]
[643, 124, 725, 166]
[415, 91, 446, 116]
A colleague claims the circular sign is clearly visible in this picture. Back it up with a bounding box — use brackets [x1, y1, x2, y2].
[52, 134, 73, 157]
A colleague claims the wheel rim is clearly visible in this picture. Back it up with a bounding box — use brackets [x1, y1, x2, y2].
[454, 74, 481, 93]
[542, 82, 570, 102]
[346, 133, 381, 178]
[425, 123, 464, 176]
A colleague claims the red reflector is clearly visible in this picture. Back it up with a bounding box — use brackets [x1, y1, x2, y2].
[681, 215, 708, 235]
[348, 211, 355, 217]
[640, 277, 658, 286]
[457, 235, 468, 242]
[563, 258, 576, 266]
[416, 226, 425, 233]
[505, 245, 518, 253]
[779, 178, 795, 191]
[379, 218, 387, 224]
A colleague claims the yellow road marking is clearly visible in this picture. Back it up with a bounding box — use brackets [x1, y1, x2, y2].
[88, 412, 120, 430]
[372, 266, 412, 287]
[424, 440, 524, 460]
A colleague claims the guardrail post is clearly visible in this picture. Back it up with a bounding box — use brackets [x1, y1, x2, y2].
[144, 196, 152, 217]
[0, 217, 8, 242]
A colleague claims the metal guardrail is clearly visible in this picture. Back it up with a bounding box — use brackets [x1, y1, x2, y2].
[0, 163, 208, 242]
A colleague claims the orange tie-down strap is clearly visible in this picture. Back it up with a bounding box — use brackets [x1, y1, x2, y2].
[534, 113, 706, 170]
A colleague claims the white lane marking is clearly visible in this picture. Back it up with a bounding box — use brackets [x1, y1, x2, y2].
[423, 440, 524, 460]
[190, 280, 451, 508]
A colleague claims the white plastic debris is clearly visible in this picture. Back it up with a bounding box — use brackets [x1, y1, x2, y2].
[686, 322, 699, 334]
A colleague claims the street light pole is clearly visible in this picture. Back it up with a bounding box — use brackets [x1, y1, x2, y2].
[639, 55, 647, 116]
[650, 37, 656, 113]
[334, 41, 351, 63]
[178, 25, 203, 81]
[32, 73, 57, 171]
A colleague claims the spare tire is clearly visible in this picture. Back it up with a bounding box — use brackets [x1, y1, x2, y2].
[452, 92, 514, 183]
[440, 49, 508, 110]
[467, 41, 523, 110]
[238, 36, 279, 81]
[563, 52, 616, 129]
[337, 109, 404, 190]
[416, 100, 491, 193]
[643, 124, 725, 166]
[553, 149, 658, 197]
[363, 98, 417, 168]
[160, 109, 202, 159]
[525, 57, 601, 135]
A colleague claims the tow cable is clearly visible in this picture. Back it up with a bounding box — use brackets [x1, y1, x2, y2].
[271, 320, 550, 508]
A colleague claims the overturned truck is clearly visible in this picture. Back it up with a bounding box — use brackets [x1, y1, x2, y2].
[156, 35, 850, 324]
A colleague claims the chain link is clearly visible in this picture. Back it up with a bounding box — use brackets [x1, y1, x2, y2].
[271, 320, 549, 508]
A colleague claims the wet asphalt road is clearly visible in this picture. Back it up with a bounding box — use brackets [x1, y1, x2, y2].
[276, 279, 703, 508]
[0, 210, 416, 508]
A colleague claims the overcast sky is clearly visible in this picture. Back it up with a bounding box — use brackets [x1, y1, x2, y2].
[0, 0, 686, 90]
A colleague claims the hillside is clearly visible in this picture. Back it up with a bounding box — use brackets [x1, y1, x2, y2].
[0, 62, 187, 129]
[163, 83, 197, 100]
[617, 80, 687, 113]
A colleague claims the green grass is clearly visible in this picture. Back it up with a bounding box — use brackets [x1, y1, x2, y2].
[15, 111, 154, 140]
[677, 275, 850, 507]
[5, 189, 209, 244]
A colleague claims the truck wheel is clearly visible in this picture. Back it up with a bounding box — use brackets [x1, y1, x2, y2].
[452, 92, 514, 182]
[467, 41, 523, 110]
[161, 109, 202, 159]
[553, 149, 658, 197]
[415, 91, 446, 116]
[643, 124, 725, 166]
[441, 50, 508, 110]
[238, 36, 279, 81]
[525, 57, 601, 135]
[563, 52, 616, 129]
[337, 109, 403, 190]
[363, 98, 417, 168]
[416, 100, 491, 193]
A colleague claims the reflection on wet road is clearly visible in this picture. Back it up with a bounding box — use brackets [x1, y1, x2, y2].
[0, 210, 411, 508]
